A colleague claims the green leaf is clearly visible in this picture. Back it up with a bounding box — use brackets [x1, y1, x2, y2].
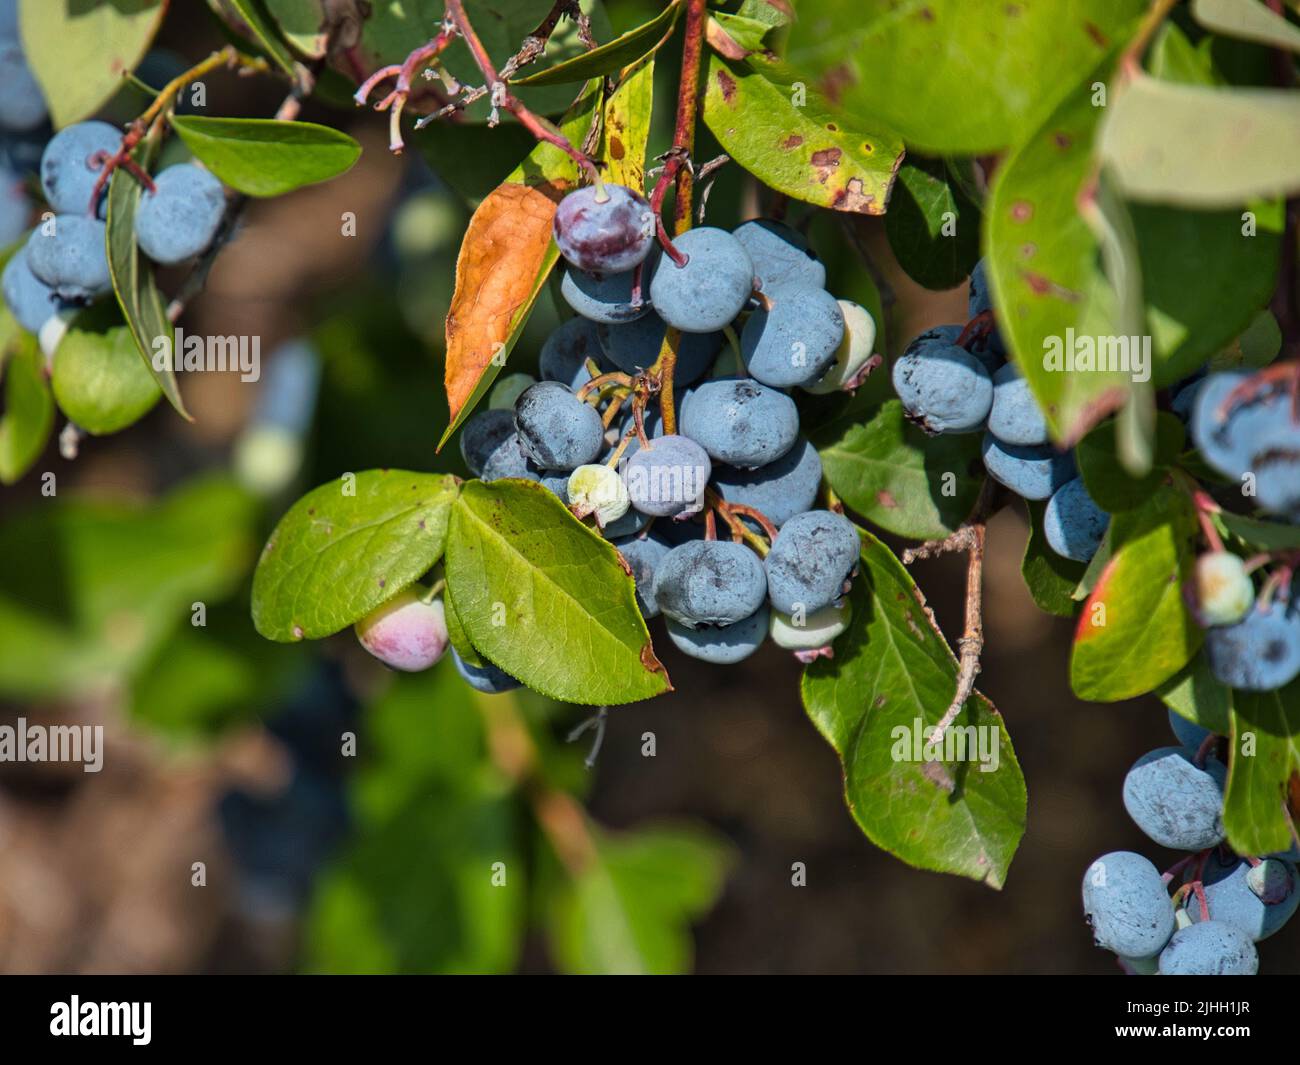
[1192, 0, 1300, 54]
[801, 529, 1027, 887]
[702, 51, 903, 215]
[1070, 486, 1202, 701]
[224, 0, 301, 76]
[265, 0, 330, 59]
[1148, 21, 1222, 84]
[251, 470, 461, 642]
[512, 3, 679, 86]
[444, 479, 671, 704]
[18, 0, 167, 128]
[1215, 309, 1283, 370]
[1157, 654, 1233, 737]
[885, 157, 981, 290]
[1099, 75, 1300, 207]
[783, 0, 1144, 154]
[0, 476, 256, 699]
[1021, 501, 1088, 618]
[1218, 511, 1300, 551]
[708, 12, 775, 53]
[542, 823, 733, 975]
[51, 308, 162, 435]
[0, 333, 53, 485]
[600, 53, 654, 195]
[169, 116, 362, 197]
[1224, 682, 1300, 856]
[442, 582, 485, 669]
[816, 399, 984, 541]
[105, 128, 187, 419]
[1075, 413, 1184, 512]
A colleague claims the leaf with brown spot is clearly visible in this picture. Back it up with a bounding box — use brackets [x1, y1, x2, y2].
[438, 80, 602, 450]
[600, 53, 654, 194]
[702, 52, 902, 215]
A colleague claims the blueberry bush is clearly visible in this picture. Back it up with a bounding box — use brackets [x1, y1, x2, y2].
[2, 0, 1300, 975]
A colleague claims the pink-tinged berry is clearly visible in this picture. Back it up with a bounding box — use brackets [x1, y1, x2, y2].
[354, 588, 449, 672]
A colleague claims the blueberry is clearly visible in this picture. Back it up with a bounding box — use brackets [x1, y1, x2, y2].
[459, 407, 517, 476]
[680, 377, 799, 469]
[553, 183, 655, 274]
[987, 363, 1048, 446]
[0, 34, 46, 133]
[560, 262, 651, 324]
[769, 599, 851, 651]
[666, 602, 769, 664]
[803, 299, 877, 395]
[764, 509, 860, 615]
[1081, 851, 1175, 959]
[621, 433, 711, 518]
[731, 218, 826, 297]
[653, 539, 768, 628]
[740, 285, 844, 388]
[1043, 477, 1109, 562]
[981, 434, 1076, 500]
[648, 227, 754, 333]
[513, 380, 604, 471]
[1157, 921, 1258, 975]
[1205, 598, 1300, 691]
[0, 162, 26, 244]
[597, 310, 722, 383]
[1190, 371, 1258, 479]
[1167, 708, 1214, 751]
[480, 432, 543, 483]
[134, 163, 225, 265]
[893, 332, 993, 434]
[1191, 551, 1255, 627]
[613, 531, 672, 618]
[968, 257, 994, 318]
[1, 245, 62, 333]
[599, 503, 651, 540]
[39, 120, 119, 218]
[712, 438, 822, 528]
[1255, 449, 1300, 516]
[489, 372, 536, 411]
[1169, 370, 1206, 422]
[1122, 745, 1226, 851]
[452, 648, 521, 693]
[25, 216, 111, 300]
[354, 588, 449, 672]
[539, 316, 610, 392]
[1187, 854, 1299, 941]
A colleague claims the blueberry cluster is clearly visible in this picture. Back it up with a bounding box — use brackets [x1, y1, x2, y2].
[437, 194, 878, 677]
[2, 115, 227, 339]
[1081, 712, 1299, 975]
[892, 259, 1110, 564]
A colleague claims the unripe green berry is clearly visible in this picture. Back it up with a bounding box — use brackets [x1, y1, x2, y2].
[803, 299, 876, 394]
[1193, 551, 1254, 627]
[489, 372, 536, 411]
[769, 600, 852, 650]
[567, 462, 630, 527]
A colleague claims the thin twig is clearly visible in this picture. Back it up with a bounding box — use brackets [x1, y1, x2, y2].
[566, 706, 609, 769]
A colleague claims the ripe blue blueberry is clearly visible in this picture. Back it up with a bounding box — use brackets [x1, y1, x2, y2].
[803, 299, 877, 395]
[1043, 477, 1109, 562]
[666, 603, 769, 664]
[981, 434, 1077, 500]
[40, 120, 119, 218]
[354, 588, 449, 672]
[1188, 853, 1299, 942]
[480, 432, 543, 483]
[539, 315, 611, 392]
[613, 531, 672, 618]
[653, 539, 768, 628]
[764, 509, 860, 615]
[988, 363, 1049, 446]
[892, 332, 993, 434]
[460, 407, 517, 476]
[680, 377, 799, 469]
[1081, 851, 1175, 959]
[1122, 746, 1226, 851]
[452, 648, 521, 694]
[1167, 708, 1214, 751]
[648, 227, 754, 333]
[1204, 598, 1300, 691]
[134, 164, 226, 265]
[513, 380, 604, 471]
[731, 218, 826, 297]
[597, 310, 722, 384]
[712, 437, 822, 528]
[740, 286, 844, 388]
[560, 262, 651, 324]
[25, 216, 111, 300]
[1190, 371, 1265, 480]
[1157, 921, 1258, 975]
[2, 246, 63, 333]
[553, 183, 655, 275]
[622, 433, 711, 518]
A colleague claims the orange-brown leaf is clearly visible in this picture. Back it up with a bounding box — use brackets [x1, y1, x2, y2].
[444, 182, 563, 428]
